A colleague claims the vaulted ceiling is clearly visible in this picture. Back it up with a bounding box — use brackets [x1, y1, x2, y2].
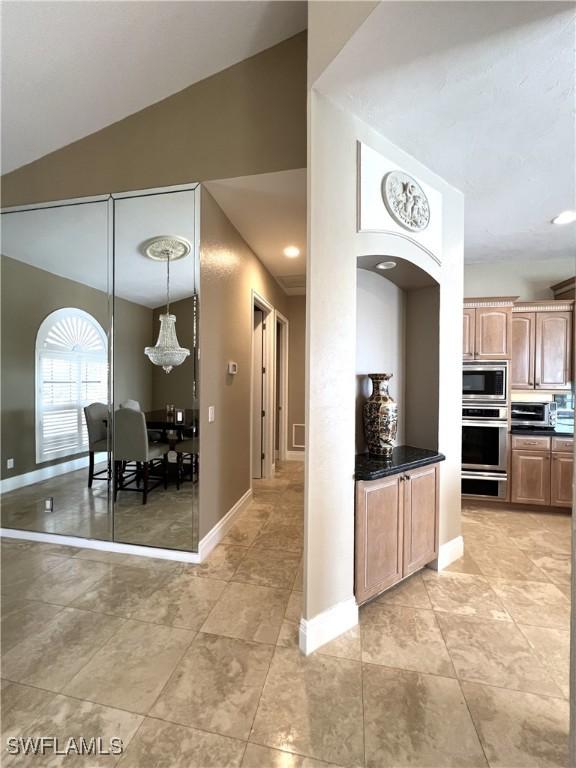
[1, 1, 307, 173]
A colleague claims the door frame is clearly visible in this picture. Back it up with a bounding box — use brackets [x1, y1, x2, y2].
[274, 311, 289, 464]
[250, 291, 275, 480]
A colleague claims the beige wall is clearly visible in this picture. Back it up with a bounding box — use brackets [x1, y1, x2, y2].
[1, 33, 306, 207]
[199, 188, 291, 538]
[464, 258, 574, 301]
[0, 255, 152, 479]
[287, 295, 306, 453]
[405, 285, 440, 451]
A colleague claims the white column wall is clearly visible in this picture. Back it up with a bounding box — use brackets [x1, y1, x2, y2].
[303, 91, 464, 651]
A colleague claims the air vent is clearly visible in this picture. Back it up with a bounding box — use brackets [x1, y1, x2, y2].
[276, 274, 306, 295]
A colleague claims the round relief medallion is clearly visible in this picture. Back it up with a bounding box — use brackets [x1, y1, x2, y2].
[381, 171, 430, 232]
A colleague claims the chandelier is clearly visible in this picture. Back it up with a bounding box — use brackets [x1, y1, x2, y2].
[144, 236, 191, 374]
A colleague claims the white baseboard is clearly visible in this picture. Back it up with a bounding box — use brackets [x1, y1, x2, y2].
[0, 528, 201, 563]
[0, 453, 106, 494]
[286, 451, 305, 462]
[428, 535, 464, 571]
[198, 488, 252, 561]
[299, 596, 358, 656]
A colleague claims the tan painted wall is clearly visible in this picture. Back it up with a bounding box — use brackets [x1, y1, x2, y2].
[1, 33, 307, 207]
[199, 188, 291, 538]
[0, 255, 152, 479]
[287, 295, 306, 452]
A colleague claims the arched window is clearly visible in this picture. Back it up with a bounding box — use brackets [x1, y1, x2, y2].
[36, 308, 108, 463]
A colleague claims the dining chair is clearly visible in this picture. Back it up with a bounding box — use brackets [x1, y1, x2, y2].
[118, 399, 163, 442]
[114, 408, 169, 504]
[83, 402, 110, 488]
[175, 437, 199, 488]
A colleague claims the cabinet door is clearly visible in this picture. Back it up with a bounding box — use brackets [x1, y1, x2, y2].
[511, 450, 550, 506]
[511, 313, 535, 389]
[463, 309, 476, 360]
[535, 312, 572, 389]
[475, 307, 511, 360]
[551, 452, 573, 508]
[403, 464, 439, 576]
[355, 476, 403, 605]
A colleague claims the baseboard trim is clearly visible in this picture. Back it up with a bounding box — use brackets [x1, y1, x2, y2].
[0, 454, 106, 494]
[429, 535, 464, 571]
[198, 488, 252, 561]
[299, 596, 358, 656]
[0, 528, 201, 563]
[286, 451, 305, 461]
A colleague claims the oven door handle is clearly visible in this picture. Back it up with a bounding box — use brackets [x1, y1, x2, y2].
[462, 421, 508, 428]
[461, 471, 508, 480]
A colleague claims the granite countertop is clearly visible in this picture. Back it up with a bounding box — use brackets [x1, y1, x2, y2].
[511, 426, 574, 438]
[355, 445, 446, 482]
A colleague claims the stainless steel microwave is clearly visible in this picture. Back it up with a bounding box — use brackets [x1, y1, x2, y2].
[462, 362, 508, 403]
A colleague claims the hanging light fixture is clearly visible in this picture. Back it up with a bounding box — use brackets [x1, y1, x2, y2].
[144, 236, 191, 374]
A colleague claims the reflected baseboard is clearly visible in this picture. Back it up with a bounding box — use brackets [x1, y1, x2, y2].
[0, 527, 201, 563]
[0, 453, 107, 494]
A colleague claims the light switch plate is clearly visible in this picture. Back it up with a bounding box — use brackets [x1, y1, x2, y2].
[6, 458, 14, 469]
[208, 406, 215, 423]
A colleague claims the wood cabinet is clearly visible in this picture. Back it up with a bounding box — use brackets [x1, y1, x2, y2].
[551, 453, 573, 508]
[463, 309, 476, 360]
[511, 450, 551, 506]
[463, 299, 515, 360]
[510, 435, 573, 508]
[511, 305, 573, 390]
[355, 463, 439, 605]
[511, 313, 535, 389]
[535, 312, 572, 389]
[475, 307, 512, 360]
[403, 464, 439, 576]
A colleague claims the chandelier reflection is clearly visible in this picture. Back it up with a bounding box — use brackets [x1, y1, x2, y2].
[144, 236, 191, 374]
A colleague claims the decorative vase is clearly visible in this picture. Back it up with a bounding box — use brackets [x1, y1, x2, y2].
[363, 373, 398, 456]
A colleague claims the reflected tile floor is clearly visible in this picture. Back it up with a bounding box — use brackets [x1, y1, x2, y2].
[0, 463, 198, 551]
[1, 471, 572, 767]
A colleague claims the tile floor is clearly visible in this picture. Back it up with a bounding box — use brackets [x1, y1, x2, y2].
[1, 461, 572, 767]
[0, 462, 198, 551]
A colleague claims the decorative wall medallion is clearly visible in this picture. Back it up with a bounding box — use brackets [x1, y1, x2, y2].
[381, 171, 430, 232]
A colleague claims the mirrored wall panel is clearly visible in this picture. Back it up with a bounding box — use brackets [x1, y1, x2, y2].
[112, 189, 199, 551]
[1, 199, 113, 539]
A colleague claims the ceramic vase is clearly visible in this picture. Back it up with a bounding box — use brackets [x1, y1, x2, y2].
[363, 373, 398, 456]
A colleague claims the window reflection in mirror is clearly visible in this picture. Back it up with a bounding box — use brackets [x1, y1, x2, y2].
[0, 200, 113, 539]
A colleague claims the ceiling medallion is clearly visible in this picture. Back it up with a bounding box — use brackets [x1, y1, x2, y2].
[381, 171, 430, 232]
[144, 236, 191, 262]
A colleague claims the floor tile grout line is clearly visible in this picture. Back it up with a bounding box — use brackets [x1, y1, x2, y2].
[455, 676, 491, 767]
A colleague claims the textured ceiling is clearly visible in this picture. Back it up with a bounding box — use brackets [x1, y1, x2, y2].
[316, 1, 576, 264]
[1, 0, 307, 173]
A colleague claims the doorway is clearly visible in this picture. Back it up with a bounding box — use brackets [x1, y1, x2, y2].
[252, 306, 265, 479]
[275, 312, 289, 465]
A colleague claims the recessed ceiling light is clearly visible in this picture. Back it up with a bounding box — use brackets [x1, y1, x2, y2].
[552, 210, 576, 226]
[283, 246, 300, 258]
[376, 260, 397, 270]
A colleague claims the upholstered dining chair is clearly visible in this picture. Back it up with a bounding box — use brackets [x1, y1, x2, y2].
[114, 407, 169, 505]
[118, 399, 162, 442]
[83, 402, 109, 488]
[175, 437, 199, 488]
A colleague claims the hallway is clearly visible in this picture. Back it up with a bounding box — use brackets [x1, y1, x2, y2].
[1, 462, 570, 767]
